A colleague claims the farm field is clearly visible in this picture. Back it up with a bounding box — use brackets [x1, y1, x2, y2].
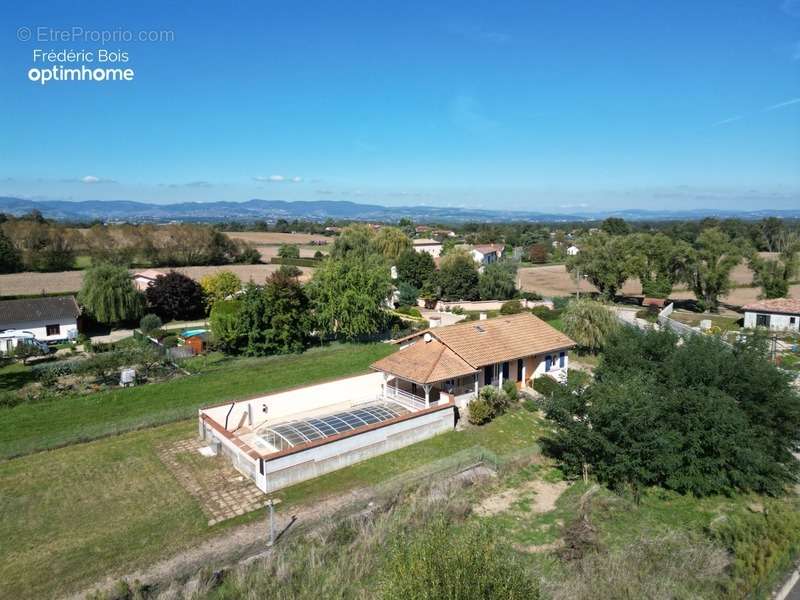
[224, 231, 330, 245]
[0, 263, 314, 297]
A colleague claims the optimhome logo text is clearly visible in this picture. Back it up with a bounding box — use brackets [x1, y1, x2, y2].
[17, 25, 175, 85]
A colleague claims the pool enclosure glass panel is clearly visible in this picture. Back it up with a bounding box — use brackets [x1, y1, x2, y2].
[259, 402, 409, 452]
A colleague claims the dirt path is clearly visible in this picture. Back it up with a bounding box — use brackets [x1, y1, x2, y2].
[474, 479, 568, 517]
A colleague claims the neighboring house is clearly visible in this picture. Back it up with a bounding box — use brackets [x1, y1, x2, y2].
[371, 312, 575, 408]
[412, 238, 444, 258]
[743, 298, 800, 332]
[0, 295, 81, 345]
[415, 225, 433, 234]
[566, 245, 580, 256]
[470, 244, 505, 265]
[132, 269, 166, 292]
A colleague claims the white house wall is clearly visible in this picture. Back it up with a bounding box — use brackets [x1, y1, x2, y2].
[201, 372, 385, 432]
[0, 318, 78, 343]
[744, 311, 800, 332]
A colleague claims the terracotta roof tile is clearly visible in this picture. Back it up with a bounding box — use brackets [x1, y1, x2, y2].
[371, 337, 476, 384]
[742, 298, 800, 314]
[372, 313, 575, 383]
[431, 312, 574, 367]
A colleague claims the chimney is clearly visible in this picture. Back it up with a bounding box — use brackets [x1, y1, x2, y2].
[479, 312, 487, 320]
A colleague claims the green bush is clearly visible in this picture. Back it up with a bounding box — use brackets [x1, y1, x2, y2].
[396, 305, 422, 318]
[522, 397, 538, 412]
[500, 299, 523, 315]
[467, 397, 493, 425]
[381, 518, 539, 599]
[450, 305, 464, 315]
[502, 379, 519, 402]
[278, 244, 300, 259]
[139, 313, 162, 335]
[533, 375, 561, 396]
[478, 385, 510, 416]
[520, 291, 543, 301]
[162, 335, 178, 348]
[269, 256, 319, 267]
[710, 503, 800, 598]
[531, 306, 562, 321]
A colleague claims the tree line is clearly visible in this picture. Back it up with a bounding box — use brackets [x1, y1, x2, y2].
[0, 212, 260, 273]
[566, 224, 799, 311]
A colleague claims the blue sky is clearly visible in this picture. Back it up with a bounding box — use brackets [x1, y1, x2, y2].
[1, 0, 798, 212]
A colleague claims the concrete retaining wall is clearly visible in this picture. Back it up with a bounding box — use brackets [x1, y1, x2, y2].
[260, 407, 455, 493]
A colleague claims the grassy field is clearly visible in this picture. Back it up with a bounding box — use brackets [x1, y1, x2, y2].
[0, 408, 546, 599]
[0, 363, 35, 393]
[0, 343, 394, 459]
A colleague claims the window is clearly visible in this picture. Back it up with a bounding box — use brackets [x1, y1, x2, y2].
[516, 358, 523, 382]
[46, 324, 60, 336]
[756, 314, 770, 328]
[559, 351, 566, 368]
[545, 355, 552, 371]
[791, 316, 797, 325]
[501, 361, 509, 381]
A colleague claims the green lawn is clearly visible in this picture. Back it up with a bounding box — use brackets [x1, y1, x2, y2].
[0, 363, 35, 393]
[0, 343, 395, 459]
[0, 408, 546, 599]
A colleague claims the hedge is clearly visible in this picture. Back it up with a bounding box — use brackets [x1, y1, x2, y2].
[269, 256, 321, 268]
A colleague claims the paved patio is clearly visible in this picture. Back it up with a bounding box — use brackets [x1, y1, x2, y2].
[157, 437, 268, 526]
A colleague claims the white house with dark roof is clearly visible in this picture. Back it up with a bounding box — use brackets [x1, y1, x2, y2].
[0, 295, 81, 344]
[743, 298, 800, 332]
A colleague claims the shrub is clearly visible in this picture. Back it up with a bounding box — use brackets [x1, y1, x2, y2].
[450, 305, 464, 315]
[278, 244, 300, 259]
[139, 314, 162, 336]
[502, 379, 519, 402]
[532, 306, 562, 321]
[396, 305, 422, 318]
[381, 518, 540, 599]
[145, 271, 205, 322]
[520, 291, 543, 301]
[500, 299, 523, 315]
[162, 335, 179, 348]
[552, 296, 570, 310]
[533, 375, 561, 396]
[397, 282, 419, 307]
[314, 250, 324, 259]
[467, 397, 493, 425]
[522, 397, 538, 412]
[479, 385, 510, 416]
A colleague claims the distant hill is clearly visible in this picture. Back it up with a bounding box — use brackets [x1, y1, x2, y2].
[0, 196, 798, 223]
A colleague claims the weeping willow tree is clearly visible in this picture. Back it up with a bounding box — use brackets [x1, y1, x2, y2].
[562, 299, 618, 353]
[79, 263, 144, 325]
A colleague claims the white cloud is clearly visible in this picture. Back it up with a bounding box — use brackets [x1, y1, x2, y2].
[80, 175, 116, 184]
[764, 97, 800, 111]
[711, 115, 743, 126]
[253, 175, 303, 183]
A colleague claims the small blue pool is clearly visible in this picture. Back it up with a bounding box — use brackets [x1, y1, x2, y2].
[181, 328, 209, 338]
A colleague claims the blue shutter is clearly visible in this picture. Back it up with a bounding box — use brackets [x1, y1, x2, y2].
[545, 355, 552, 371]
[559, 352, 565, 368]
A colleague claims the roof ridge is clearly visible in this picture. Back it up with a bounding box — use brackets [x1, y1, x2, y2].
[423, 340, 447, 382]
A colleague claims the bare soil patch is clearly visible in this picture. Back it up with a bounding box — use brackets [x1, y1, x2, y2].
[474, 479, 568, 517]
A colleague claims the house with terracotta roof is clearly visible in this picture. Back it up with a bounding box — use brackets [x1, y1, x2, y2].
[742, 298, 800, 332]
[371, 312, 575, 409]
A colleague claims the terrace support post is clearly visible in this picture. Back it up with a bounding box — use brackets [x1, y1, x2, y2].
[498, 365, 503, 389]
[521, 361, 526, 388]
[423, 384, 431, 408]
[382, 372, 389, 399]
[474, 372, 479, 396]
